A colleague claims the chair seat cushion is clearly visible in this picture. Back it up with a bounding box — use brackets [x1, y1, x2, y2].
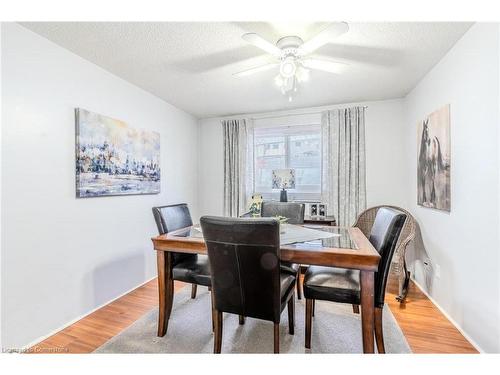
[172, 254, 211, 287]
[280, 261, 300, 275]
[303, 266, 360, 304]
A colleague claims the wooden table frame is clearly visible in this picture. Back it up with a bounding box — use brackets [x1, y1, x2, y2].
[151, 226, 380, 353]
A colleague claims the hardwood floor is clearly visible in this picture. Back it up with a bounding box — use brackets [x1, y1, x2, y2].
[385, 276, 477, 353]
[29, 275, 478, 354]
[29, 280, 186, 354]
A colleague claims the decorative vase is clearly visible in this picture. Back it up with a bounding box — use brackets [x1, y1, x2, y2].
[280, 188, 288, 202]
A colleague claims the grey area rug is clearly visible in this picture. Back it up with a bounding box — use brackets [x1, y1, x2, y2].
[95, 287, 411, 354]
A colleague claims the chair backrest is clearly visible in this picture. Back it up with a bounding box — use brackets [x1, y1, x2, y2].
[354, 205, 416, 274]
[152, 203, 193, 235]
[368, 207, 407, 307]
[200, 216, 282, 323]
[260, 201, 305, 224]
[152, 203, 194, 265]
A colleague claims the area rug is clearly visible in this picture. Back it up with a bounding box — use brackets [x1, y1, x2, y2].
[95, 287, 411, 353]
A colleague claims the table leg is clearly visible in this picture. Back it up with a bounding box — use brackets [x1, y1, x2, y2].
[157, 250, 173, 337]
[360, 270, 375, 353]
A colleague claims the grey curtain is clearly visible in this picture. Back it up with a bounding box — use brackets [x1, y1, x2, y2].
[321, 107, 366, 226]
[222, 119, 253, 217]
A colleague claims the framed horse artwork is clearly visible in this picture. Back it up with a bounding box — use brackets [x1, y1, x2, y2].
[417, 105, 451, 212]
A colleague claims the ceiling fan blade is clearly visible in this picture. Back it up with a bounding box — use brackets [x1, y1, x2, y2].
[242, 33, 282, 57]
[233, 63, 279, 77]
[297, 22, 349, 55]
[302, 58, 348, 74]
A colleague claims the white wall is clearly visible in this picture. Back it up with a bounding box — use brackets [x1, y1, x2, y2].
[198, 99, 407, 217]
[1, 23, 199, 348]
[403, 23, 500, 353]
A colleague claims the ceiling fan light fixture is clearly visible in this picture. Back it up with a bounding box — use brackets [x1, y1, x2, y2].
[296, 66, 310, 82]
[279, 57, 297, 78]
[238, 23, 350, 100]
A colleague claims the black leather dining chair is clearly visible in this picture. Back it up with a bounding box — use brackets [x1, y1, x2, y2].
[200, 216, 296, 354]
[303, 207, 407, 353]
[261, 201, 305, 300]
[260, 201, 305, 224]
[152, 204, 213, 324]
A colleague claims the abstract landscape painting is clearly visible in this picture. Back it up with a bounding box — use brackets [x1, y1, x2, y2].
[417, 105, 450, 211]
[75, 108, 160, 198]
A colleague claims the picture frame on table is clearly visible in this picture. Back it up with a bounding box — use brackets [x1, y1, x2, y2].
[310, 203, 318, 217]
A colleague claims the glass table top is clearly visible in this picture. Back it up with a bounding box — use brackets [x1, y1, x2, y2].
[288, 226, 357, 250]
[170, 225, 357, 250]
[170, 225, 204, 238]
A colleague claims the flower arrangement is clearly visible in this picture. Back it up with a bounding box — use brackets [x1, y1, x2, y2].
[274, 215, 289, 234]
[273, 215, 289, 225]
[248, 194, 263, 217]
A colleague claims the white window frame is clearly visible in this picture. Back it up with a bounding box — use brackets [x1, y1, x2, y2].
[252, 123, 322, 203]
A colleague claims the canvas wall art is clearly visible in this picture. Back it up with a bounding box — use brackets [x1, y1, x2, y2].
[417, 104, 450, 211]
[75, 108, 160, 198]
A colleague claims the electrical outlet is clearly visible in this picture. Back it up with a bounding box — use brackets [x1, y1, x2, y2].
[435, 263, 441, 279]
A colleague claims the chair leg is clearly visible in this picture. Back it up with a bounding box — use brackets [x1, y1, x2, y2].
[352, 304, 360, 314]
[287, 293, 295, 335]
[312, 299, 315, 317]
[273, 322, 280, 354]
[374, 307, 385, 353]
[214, 310, 223, 353]
[210, 290, 216, 332]
[191, 284, 197, 299]
[296, 270, 302, 300]
[239, 315, 245, 325]
[305, 298, 313, 349]
[396, 264, 411, 304]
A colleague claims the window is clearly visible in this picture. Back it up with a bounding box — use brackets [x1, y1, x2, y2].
[253, 124, 321, 201]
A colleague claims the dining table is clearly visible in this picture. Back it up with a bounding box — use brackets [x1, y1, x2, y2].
[151, 224, 381, 353]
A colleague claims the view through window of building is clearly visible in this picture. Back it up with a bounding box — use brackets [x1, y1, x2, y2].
[253, 124, 321, 201]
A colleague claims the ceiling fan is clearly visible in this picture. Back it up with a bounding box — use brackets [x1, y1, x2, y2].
[234, 22, 350, 101]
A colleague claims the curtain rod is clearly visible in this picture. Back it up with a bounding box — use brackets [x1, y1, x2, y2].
[247, 106, 368, 121]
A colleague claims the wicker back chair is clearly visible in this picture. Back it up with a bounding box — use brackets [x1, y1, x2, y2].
[354, 205, 416, 303]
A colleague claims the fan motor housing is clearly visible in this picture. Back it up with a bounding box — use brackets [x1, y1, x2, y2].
[276, 36, 304, 57]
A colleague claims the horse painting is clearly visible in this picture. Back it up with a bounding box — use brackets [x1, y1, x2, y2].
[417, 105, 450, 211]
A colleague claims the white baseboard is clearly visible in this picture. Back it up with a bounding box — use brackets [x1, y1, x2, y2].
[410, 277, 484, 353]
[21, 276, 157, 351]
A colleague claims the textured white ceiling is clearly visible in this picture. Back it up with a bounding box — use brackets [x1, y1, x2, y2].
[21, 22, 472, 118]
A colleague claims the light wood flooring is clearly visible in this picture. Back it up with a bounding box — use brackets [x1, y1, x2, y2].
[29, 275, 478, 354]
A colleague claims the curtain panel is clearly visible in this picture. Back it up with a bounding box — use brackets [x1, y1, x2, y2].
[321, 107, 366, 226]
[222, 119, 254, 217]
